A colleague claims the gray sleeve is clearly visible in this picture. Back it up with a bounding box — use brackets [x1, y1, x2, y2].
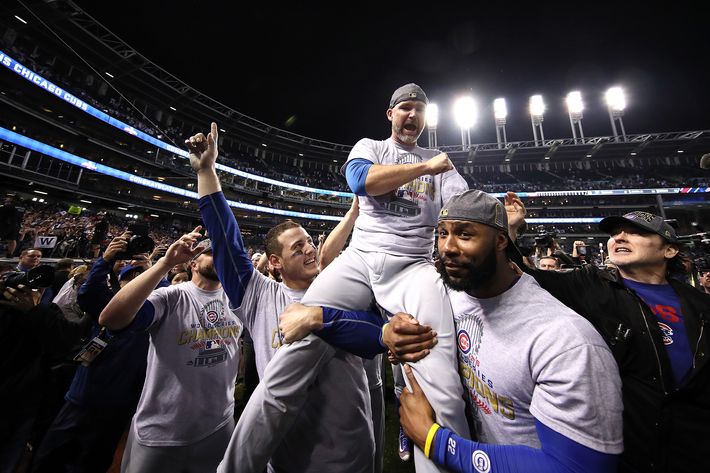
[529, 340, 624, 454]
[440, 167, 469, 205]
[217, 334, 337, 473]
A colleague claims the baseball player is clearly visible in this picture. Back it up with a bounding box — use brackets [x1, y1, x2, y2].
[301, 83, 471, 471]
[396, 190, 624, 473]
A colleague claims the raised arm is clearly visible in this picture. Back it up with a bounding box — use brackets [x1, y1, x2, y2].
[99, 229, 202, 331]
[186, 122, 255, 308]
[318, 196, 359, 271]
[504, 191, 527, 241]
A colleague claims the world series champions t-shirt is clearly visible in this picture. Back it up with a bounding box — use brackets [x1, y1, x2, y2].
[342, 138, 468, 257]
[624, 279, 693, 388]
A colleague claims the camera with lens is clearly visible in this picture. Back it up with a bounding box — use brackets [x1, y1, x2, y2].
[114, 222, 155, 260]
[1, 265, 55, 289]
[534, 226, 558, 248]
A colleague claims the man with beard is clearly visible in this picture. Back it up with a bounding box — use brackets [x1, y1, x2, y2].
[289, 83, 470, 472]
[99, 231, 243, 473]
[393, 190, 624, 472]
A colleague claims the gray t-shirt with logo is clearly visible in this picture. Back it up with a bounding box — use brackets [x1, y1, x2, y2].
[231, 268, 305, 378]
[450, 273, 624, 454]
[344, 138, 468, 257]
[133, 282, 242, 446]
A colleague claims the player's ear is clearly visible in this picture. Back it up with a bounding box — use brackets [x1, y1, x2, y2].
[269, 254, 283, 271]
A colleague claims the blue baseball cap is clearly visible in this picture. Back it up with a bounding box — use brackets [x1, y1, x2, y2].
[118, 264, 143, 281]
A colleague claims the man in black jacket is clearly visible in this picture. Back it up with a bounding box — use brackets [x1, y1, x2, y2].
[507, 200, 710, 473]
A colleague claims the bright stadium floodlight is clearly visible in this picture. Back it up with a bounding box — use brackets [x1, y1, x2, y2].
[605, 86, 627, 142]
[426, 103, 439, 148]
[493, 98, 507, 149]
[454, 96, 477, 150]
[566, 90, 585, 143]
[529, 95, 545, 146]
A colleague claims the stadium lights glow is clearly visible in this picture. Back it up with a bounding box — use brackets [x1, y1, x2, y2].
[529, 95, 545, 117]
[105, 72, 114, 78]
[566, 91, 584, 115]
[14, 15, 27, 24]
[33, 190, 48, 195]
[150, 214, 159, 218]
[605, 87, 626, 112]
[566, 91, 585, 143]
[453, 96, 477, 129]
[118, 207, 128, 210]
[529, 95, 545, 146]
[493, 98, 507, 120]
[79, 199, 92, 204]
[169, 106, 176, 111]
[453, 96, 477, 149]
[426, 103, 439, 128]
[493, 98, 507, 149]
[605, 86, 627, 142]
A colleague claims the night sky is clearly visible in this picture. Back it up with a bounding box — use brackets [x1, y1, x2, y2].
[71, 1, 710, 148]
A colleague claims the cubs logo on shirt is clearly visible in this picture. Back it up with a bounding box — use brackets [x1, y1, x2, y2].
[458, 329, 471, 354]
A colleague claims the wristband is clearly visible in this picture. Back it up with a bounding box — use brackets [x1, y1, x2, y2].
[424, 423, 441, 459]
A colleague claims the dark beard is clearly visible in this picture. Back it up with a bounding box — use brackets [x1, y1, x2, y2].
[437, 245, 498, 292]
[197, 264, 220, 282]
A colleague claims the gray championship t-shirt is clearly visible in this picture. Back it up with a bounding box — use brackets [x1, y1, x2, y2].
[450, 273, 624, 454]
[134, 282, 242, 446]
[343, 138, 468, 257]
[232, 268, 305, 378]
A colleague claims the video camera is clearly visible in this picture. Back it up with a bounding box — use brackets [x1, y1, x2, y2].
[114, 222, 155, 260]
[677, 231, 710, 272]
[0, 265, 55, 289]
[533, 225, 558, 248]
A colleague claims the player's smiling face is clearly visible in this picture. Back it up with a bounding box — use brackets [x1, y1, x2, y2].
[388, 100, 426, 146]
[273, 227, 319, 283]
[606, 223, 678, 271]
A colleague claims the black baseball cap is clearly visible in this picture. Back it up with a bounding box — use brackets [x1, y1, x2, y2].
[599, 211, 678, 244]
[439, 189, 524, 266]
[389, 83, 429, 109]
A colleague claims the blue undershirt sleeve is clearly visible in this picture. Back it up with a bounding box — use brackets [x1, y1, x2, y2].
[314, 306, 387, 358]
[198, 191, 254, 308]
[345, 159, 373, 196]
[432, 419, 618, 473]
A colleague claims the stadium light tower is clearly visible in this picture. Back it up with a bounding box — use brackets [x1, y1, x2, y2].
[493, 98, 507, 149]
[453, 96, 477, 150]
[529, 95, 545, 146]
[566, 90, 585, 144]
[605, 86, 627, 142]
[426, 103, 439, 148]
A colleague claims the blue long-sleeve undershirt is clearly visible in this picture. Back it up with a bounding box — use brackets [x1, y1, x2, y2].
[431, 419, 618, 473]
[344, 159, 373, 196]
[198, 191, 255, 308]
[316, 307, 387, 359]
